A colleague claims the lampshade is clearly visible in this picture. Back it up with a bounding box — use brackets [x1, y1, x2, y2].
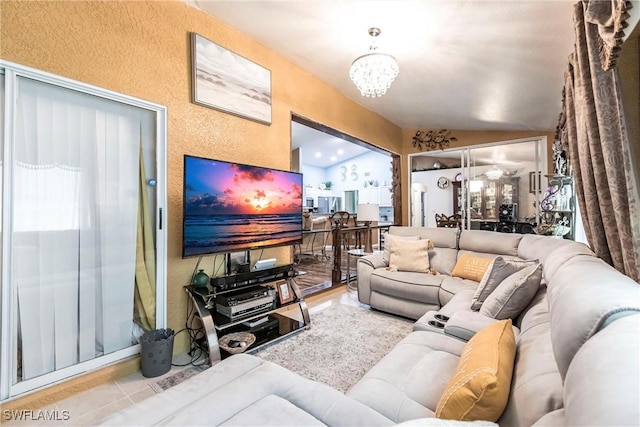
[485, 165, 504, 180]
[357, 203, 380, 222]
[349, 28, 399, 98]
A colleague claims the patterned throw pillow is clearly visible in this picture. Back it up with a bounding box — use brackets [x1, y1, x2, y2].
[436, 319, 516, 421]
[451, 254, 494, 282]
[470, 257, 538, 311]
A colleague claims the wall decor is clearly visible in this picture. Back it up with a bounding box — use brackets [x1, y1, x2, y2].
[191, 33, 272, 125]
[437, 177, 450, 189]
[529, 171, 542, 194]
[412, 129, 458, 151]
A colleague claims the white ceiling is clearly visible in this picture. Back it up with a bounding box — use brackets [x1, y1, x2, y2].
[291, 122, 374, 168]
[189, 0, 577, 132]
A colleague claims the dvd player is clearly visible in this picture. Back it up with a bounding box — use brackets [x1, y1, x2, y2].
[216, 295, 274, 320]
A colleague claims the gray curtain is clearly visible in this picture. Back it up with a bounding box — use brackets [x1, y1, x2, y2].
[559, 0, 640, 282]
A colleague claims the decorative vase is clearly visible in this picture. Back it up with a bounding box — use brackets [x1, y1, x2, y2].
[193, 269, 209, 288]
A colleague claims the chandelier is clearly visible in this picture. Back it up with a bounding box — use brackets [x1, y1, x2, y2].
[485, 165, 504, 180]
[349, 28, 399, 97]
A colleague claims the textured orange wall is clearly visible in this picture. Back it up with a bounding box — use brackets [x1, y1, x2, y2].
[399, 128, 555, 225]
[0, 0, 403, 355]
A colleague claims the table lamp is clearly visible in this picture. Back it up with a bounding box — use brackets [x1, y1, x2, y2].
[357, 203, 380, 253]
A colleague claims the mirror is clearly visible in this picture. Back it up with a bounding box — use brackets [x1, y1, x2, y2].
[410, 138, 546, 233]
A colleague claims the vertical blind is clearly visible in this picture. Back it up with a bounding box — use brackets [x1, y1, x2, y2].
[13, 77, 147, 381]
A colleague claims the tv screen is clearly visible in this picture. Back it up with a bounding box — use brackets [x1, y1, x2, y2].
[182, 155, 303, 258]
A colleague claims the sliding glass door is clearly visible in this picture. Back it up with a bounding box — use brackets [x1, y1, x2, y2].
[0, 62, 167, 400]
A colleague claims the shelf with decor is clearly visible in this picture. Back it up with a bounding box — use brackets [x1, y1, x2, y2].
[536, 175, 576, 240]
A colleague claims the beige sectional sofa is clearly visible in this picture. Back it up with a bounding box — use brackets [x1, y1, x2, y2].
[102, 228, 640, 426]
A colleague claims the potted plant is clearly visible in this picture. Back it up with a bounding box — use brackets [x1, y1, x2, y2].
[322, 181, 333, 190]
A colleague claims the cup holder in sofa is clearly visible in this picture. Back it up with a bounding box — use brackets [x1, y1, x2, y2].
[434, 314, 450, 323]
[428, 320, 446, 329]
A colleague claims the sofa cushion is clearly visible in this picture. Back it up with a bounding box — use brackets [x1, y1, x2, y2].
[546, 255, 640, 379]
[348, 331, 466, 423]
[479, 263, 542, 320]
[458, 230, 522, 257]
[100, 354, 394, 426]
[562, 314, 640, 426]
[435, 319, 516, 421]
[371, 269, 444, 305]
[471, 257, 538, 310]
[383, 233, 420, 263]
[389, 239, 431, 272]
[439, 277, 479, 306]
[451, 254, 494, 282]
[499, 290, 563, 427]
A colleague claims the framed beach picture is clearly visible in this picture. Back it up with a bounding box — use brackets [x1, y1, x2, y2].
[191, 33, 272, 125]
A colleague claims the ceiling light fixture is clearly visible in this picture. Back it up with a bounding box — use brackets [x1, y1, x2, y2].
[349, 27, 399, 98]
[485, 165, 504, 180]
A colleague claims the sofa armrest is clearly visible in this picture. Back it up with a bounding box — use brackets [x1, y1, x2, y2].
[357, 254, 387, 304]
[444, 311, 520, 342]
[359, 253, 387, 269]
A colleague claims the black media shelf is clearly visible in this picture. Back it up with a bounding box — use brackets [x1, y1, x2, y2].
[185, 268, 310, 364]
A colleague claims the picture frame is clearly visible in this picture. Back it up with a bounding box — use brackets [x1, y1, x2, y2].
[529, 171, 542, 194]
[191, 33, 272, 125]
[276, 279, 294, 305]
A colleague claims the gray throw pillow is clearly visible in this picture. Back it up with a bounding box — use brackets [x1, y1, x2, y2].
[470, 257, 538, 311]
[480, 263, 543, 320]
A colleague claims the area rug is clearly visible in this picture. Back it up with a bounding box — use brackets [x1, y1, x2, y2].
[150, 364, 208, 393]
[252, 303, 413, 393]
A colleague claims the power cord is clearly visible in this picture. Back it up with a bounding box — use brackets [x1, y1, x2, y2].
[172, 295, 209, 367]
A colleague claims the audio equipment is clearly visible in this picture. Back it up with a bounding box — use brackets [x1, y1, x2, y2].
[499, 204, 517, 222]
[216, 295, 274, 320]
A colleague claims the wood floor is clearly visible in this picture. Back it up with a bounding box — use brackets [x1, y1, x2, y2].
[293, 247, 355, 296]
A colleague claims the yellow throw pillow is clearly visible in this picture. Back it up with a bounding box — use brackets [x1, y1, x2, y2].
[436, 319, 516, 422]
[388, 239, 431, 272]
[451, 254, 494, 282]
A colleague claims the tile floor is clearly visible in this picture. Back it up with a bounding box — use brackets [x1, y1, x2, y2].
[3, 286, 359, 426]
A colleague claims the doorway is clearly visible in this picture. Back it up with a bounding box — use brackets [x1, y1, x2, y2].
[290, 115, 397, 296]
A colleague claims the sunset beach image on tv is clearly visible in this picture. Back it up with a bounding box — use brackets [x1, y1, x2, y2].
[182, 155, 303, 257]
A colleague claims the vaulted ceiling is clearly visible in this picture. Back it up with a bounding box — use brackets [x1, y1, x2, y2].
[189, 0, 577, 132]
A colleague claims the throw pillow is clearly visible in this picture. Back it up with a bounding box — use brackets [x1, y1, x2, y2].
[388, 239, 431, 272]
[436, 319, 516, 422]
[383, 234, 420, 264]
[470, 257, 538, 311]
[479, 263, 543, 320]
[451, 254, 494, 282]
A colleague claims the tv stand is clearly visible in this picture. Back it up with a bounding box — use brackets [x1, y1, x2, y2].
[185, 265, 310, 364]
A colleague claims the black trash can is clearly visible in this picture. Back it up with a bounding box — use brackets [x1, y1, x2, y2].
[140, 328, 174, 378]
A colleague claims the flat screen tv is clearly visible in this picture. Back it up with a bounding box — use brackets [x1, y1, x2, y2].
[182, 155, 303, 258]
